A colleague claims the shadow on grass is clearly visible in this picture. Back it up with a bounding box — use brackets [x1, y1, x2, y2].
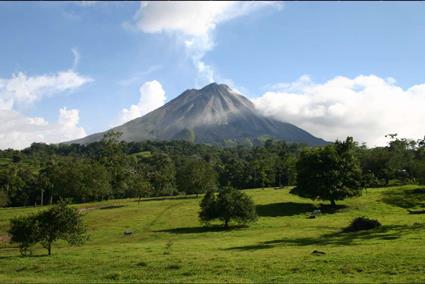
[155, 225, 247, 234]
[0, 253, 50, 260]
[137, 195, 199, 203]
[225, 223, 425, 251]
[256, 202, 347, 217]
[99, 205, 126, 210]
[381, 187, 425, 209]
[256, 202, 315, 217]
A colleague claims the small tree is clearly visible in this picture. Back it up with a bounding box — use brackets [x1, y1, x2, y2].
[36, 201, 87, 255]
[8, 202, 87, 256]
[291, 137, 362, 206]
[199, 187, 257, 228]
[8, 214, 39, 256]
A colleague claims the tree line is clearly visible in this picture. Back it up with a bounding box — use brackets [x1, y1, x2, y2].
[1, 132, 424, 207]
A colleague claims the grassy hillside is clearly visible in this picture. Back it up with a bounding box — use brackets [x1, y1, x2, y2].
[0, 185, 424, 283]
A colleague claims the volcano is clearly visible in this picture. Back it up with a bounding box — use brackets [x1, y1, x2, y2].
[68, 83, 326, 146]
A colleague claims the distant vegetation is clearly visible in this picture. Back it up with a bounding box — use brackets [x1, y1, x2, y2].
[0, 132, 424, 208]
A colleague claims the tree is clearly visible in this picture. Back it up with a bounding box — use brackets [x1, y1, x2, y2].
[145, 153, 176, 196]
[128, 168, 151, 202]
[291, 137, 362, 206]
[199, 187, 257, 228]
[35, 201, 87, 255]
[8, 214, 39, 256]
[176, 158, 217, 196]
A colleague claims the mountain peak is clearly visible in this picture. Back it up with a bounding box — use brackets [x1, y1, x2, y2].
[67, 82, 327, 146]
[200, 82, 231, 92]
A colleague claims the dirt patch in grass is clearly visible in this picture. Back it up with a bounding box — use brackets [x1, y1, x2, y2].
[0, 234, 10, 243]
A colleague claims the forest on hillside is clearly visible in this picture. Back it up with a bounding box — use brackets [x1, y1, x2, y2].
[1, 132, 424, 208]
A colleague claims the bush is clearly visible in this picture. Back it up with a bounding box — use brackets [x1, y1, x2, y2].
[199, 187, 257, 228]
[344, 217, 381, 232]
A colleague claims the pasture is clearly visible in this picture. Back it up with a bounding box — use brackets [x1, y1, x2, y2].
[0, 185, 424, 283]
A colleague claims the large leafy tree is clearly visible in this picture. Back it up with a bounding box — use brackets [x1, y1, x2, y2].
[199, 187, 257, 228]
[291, 137, 363, 206]
[8, 202, 87, 256]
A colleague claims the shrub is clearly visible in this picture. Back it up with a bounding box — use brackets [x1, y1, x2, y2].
[344, 217, 381, 232]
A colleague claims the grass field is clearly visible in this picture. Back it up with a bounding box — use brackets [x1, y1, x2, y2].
[0, 185, 424, 283]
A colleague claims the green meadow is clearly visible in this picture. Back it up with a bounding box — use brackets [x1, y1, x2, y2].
[0, 185, 424, 283]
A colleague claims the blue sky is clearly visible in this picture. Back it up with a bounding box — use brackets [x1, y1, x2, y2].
[1, 1, 425, 149]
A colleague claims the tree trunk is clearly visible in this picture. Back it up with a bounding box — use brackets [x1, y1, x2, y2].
[47, 242, 51, 256]
[330, 199, 336, 207]
[40, 189, 44, 206]
[50, 185, 53, 205]
[224, 219, 229, 229]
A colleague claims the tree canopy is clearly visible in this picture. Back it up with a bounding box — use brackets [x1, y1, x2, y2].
[291, 137, 363, 206]
[199, 187, 257, 228]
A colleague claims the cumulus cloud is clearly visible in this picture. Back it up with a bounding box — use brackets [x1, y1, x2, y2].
[0, 66, 92, 149]
[132, 1, 282, 85]
[0, 108, 86, 150]
[253, 75, 425, 147]
[118, 80, 166, 124]
[0, 70, 92, 109]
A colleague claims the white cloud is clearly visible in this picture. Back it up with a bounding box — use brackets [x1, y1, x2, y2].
[253, 75, 425, 147]
[0, 65, 92, 149]
[118, 80, 166, 124]
[134, 1, 281, 37]
[0, 108, 86, 150]
[0, 70, 92, 109]
[131, 1, 282, 85]
[71, 48, 80, 70]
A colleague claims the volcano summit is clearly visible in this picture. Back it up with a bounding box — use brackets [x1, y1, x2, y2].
[69, 83, 326, 146]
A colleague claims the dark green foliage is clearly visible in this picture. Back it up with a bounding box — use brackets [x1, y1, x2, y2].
[1, 134, 425, 208]
[413, 160, 425, 185]
[344, 217, 382, 232]
[36, 201, 87, 255]
[199, 190, 218, 222]
[48, 159, 112, 203]
[144, 153, 176, 196]
[8, 214, 39, 256]
[358, 134, 418, 186]
[292, 137, 363, 205]
[176, 158, 217, 195]
[199, 187, 257, 228]
[0, 190, 9, 207]
[8, 202, 87, 256]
